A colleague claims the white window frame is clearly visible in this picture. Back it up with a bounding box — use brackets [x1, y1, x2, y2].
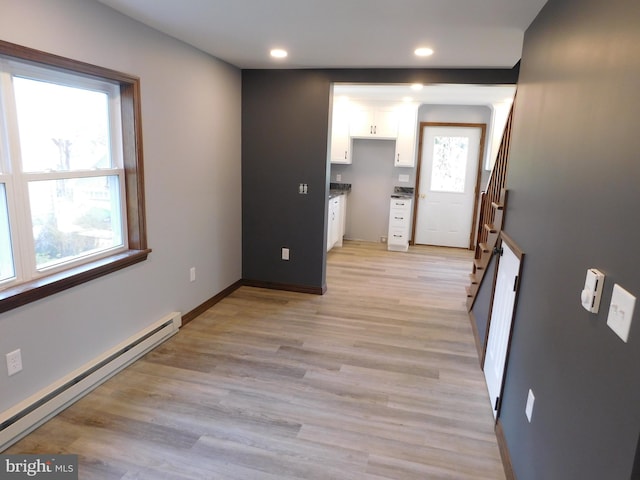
[0, 60, 129, 290]
[0, 40, 150, 314]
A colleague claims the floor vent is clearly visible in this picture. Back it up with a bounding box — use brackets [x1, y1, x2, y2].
[0, 312, 181, 452]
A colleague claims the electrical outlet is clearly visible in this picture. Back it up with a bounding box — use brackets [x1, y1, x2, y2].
[6, 349, 22, 376]
[189, 267, 196, 282]
[282, 247, 290, 261]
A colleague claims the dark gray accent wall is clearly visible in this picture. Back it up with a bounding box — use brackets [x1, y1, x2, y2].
[471, 254, 497, 352]
[242, 68, 518, 290]
[242, 70, 331, 290]
[500, 0, 640, 478]
[634, 433, 640, 480]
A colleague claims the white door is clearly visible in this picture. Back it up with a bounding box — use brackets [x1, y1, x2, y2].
[484, 240, 521, 419]
[414, 125, 482, 248]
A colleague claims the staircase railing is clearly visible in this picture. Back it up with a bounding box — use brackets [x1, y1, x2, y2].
[466, 100, 515, 311]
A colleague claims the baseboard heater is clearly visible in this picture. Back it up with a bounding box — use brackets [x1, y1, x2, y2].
[0, 311, 181, 452]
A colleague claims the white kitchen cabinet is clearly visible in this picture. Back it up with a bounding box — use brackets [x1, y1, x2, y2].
[327, 197, 335, 252]
[394, 104, 418, 167]
[336, 193, 347, 247]
[327, 194, 347, 251]
[330, 100, 352, 164]
[387, 197, 413, 252]
[349, 103, 398, 139]
[329, 99, 417, 165]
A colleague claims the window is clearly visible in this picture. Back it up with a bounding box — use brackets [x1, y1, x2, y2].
[430, 135, 470, 193]
[0, 40, 149, 314]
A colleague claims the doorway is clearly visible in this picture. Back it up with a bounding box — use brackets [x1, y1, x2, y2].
[412, 122, 485, 249]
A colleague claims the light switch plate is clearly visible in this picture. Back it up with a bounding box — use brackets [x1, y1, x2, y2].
[525, 388, 535, 423]
[607, 284, 635, 343]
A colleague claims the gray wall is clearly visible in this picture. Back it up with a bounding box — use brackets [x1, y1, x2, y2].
[242, 69, 518, 291]
[471, 255, 497, 353]
[242, 70, 331, 291]
[332, 139, 406, 242]
[500, 0, 640, 478]
[0, 0, 241, 413]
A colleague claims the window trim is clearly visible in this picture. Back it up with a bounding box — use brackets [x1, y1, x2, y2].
[0, 40, 150, 315]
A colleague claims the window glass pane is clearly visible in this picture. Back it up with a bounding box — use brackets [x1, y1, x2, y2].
[0, 183, 15, 282]
[13, 77, 112, 172]
[430, 136, 469, 193]
[29, 176, 123, 270]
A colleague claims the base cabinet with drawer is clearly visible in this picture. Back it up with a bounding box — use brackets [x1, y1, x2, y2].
[387, 197, 412, 252]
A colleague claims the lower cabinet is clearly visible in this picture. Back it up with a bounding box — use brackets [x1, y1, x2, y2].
[327, 194, 347, 252]
[387, 197, 412, 251]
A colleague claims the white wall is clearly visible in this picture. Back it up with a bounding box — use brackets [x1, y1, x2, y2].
[0, 0, 241, 412]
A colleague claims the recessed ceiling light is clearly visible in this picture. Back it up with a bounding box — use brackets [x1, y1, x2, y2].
[414, 47, 434, 57]
[270, 49, 288, 59]
[410, 83, 424, 91]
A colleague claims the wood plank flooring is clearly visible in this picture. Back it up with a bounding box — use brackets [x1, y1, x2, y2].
[5, 240, 505, 479]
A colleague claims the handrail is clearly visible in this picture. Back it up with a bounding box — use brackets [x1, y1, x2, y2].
[474, 100, 514, 257]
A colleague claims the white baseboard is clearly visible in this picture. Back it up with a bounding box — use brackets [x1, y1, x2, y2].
[0, 311, 181, 452]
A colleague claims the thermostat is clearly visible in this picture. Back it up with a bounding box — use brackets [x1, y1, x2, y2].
[581, 268, 605, 314]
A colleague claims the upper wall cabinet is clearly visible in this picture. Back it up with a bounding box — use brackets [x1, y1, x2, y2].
[349, 103, 398, 139]
[329, 99, 418, 166]
[394, 104, 418, 167]
[329, 99, 352, 164]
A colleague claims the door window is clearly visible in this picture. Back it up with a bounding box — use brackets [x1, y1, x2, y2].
[430, 135, 469, 193]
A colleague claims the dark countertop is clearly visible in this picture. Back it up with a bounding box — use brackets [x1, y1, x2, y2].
[329, 182, 351, 199]
[391, 185, 414, 199]
[391, 194, 414, 199]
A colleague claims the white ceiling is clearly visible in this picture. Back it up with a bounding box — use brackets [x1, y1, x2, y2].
[97, 0, 548, 69]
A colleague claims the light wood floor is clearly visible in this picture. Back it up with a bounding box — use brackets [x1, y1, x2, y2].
[6, 241, 505, 479]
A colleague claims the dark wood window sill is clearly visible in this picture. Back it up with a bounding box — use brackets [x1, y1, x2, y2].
[0, 249, 151, 315]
